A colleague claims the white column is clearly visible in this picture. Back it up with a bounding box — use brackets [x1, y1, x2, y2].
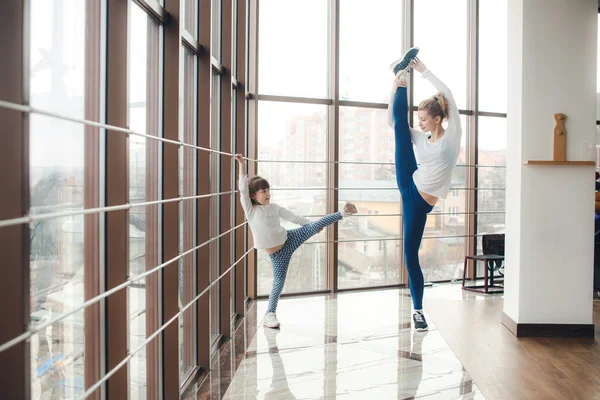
[504, 0, 597, 332]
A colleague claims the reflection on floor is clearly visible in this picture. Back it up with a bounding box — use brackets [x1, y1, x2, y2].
[184, 288, 485, 399]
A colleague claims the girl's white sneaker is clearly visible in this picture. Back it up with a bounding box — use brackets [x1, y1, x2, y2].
[263, 312, 281, 328]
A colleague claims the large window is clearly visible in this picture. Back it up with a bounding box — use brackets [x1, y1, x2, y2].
[256, 0, 508, 290]
[4, 0, 249, 397]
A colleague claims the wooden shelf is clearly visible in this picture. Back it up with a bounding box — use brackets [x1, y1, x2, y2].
[524, 160, 595, 166]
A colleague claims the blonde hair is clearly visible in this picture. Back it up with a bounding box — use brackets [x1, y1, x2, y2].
[418, 92, 449, 121]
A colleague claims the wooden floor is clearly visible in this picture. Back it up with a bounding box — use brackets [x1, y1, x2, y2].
[425, 286, 600, 400]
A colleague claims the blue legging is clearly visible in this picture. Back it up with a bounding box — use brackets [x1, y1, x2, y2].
[393, 86, 434, 310]
[267, 212, 343, 313]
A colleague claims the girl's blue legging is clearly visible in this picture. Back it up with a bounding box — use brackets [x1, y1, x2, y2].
[267, 212, 343, 313]
[393, 86, 434, 310]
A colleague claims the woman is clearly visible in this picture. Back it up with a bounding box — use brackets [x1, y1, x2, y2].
[388, 49, 463, 331]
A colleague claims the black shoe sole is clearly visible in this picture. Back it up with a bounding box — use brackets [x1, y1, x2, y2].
[390, 47, 420, 75]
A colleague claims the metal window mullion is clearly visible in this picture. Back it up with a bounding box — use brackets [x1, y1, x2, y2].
[161, 0, 181, 395]
[219, 0, 233, 339]
[83, 0, 103, 398]
[234, 0, 247, 317]
[246, 0, 259, 300]
[328, 0, 340, 293]
[0, 0, 29, 397]
[197, 0, 213, 371]
[466, 0, 479, 279]
[104, 0, 129, 397]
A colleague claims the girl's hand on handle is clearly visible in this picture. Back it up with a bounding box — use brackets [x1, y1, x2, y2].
[411, 57, 426, 73]
[235, 154, 246, 173]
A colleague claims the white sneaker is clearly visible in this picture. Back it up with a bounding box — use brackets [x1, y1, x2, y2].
[263, 312, 281, 328]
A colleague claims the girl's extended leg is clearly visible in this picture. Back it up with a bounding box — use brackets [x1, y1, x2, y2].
[285, 212, 343, 252]
[393, 86, 418, 193]
[266, 212, 344, 313]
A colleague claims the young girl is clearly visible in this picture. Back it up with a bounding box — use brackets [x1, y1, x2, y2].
[235, 154, 357, 328]
[388, 50, 463, 331]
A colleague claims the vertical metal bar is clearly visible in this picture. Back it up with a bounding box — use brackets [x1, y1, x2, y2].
[105, 0, 129, 397]
[0, 1, 29, 398]
[162, 0, 181, 396]
[466, 0, 479, 279]
[220, 0, 233, 339]
[401, 0, 414, 287]
[146, 7, 162, 398]
[197, 0, 213, 371]
[84, 1, 102, 398]
[328, 0, 340, 293]
[234, 0, 248, 316]
[246, 0, 259, 300]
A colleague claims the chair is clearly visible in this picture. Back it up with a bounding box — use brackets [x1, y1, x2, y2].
[462, 234, 505, 294]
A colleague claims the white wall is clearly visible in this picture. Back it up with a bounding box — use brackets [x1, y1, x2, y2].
[505, 0, 597, 324]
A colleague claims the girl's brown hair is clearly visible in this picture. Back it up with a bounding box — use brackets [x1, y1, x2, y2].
[418, 92, 449, 122]
[248, 176, 270, 205]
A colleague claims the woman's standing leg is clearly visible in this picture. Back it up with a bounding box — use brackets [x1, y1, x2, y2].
[402, 188, 430, 311]
[392, 83, 431, 329]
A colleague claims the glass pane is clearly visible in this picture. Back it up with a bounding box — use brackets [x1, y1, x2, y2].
[477, 116, 506, 246]
[478, 117, 507, 166]
[478, 167, 506, 189]
[258, 0, 328, 98]
[413, 0, 468, 110]
[477, 213, 505, 237]
[339, 0, 403, 103]
[477, 189, 505, 213]
[420, 237, 466, 282]
[424, 211, 466, 238]
[212, 0, 221, 60]
[338, 188, 400, 216]
[479, 0, 507, 113]
[257, 243, 327, 296]
[338, 108, 403, 288]
[338, 240, 401, 289]
[258, 101, 327, 190]
[129, 4, 161, 399]
[180, 48, 197, 380]
[29, 0, 86, 397]
[184, 0, 198, 39]
[340, 107, 395, 163]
